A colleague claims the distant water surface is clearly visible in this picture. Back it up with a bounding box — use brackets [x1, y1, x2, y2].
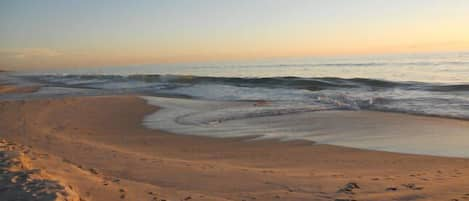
[26, 52, 469, 83]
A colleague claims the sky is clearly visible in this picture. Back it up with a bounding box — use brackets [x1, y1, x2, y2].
[1, 0, 469, 70]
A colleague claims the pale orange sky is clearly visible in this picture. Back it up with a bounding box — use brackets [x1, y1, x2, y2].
[1, 0, 469, 70]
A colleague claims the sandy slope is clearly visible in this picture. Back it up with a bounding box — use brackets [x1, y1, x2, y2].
[0, 85, 40, 94]
[1, 95, 469, 201]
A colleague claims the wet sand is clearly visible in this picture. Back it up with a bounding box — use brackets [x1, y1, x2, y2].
[0, 85, 40, 94]
[1, 92, 469, 200]
[143, 96, 469, 158]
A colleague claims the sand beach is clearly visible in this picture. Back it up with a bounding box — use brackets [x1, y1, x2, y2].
[1, 85, 469, 201]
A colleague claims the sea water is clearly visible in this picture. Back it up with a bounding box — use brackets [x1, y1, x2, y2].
[4, 51, 469, 157]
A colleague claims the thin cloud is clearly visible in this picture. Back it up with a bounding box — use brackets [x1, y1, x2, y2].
[0, 48, 63, 59]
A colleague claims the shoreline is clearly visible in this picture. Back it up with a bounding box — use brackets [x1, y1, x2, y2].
[142, 95, 469, 159]
[1, 93, 469, 200]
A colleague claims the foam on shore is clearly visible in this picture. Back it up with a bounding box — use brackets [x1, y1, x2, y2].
[143, 96, 469, 158]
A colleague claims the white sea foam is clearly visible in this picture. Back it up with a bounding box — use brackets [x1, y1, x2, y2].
[143, 96, 469, 158]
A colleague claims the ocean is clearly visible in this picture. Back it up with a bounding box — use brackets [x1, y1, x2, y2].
[11, 51, 469, 119]
[3, 51, 469, 157]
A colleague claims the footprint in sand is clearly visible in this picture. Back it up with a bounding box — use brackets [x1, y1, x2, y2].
[385, 187, 398, 191]
[337, 182, 360, 194]
[118, 188, 126, 199]
[401, 183, 424, 190]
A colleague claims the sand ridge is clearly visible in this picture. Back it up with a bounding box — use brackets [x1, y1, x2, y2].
[0, 139, 80, 201]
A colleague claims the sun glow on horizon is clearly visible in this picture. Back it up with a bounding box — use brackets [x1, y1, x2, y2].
[1, 0, 469, 70]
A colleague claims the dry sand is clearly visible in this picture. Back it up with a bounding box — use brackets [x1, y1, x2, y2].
[0, 139, 80, 201]
[1, 92, 469, 200]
